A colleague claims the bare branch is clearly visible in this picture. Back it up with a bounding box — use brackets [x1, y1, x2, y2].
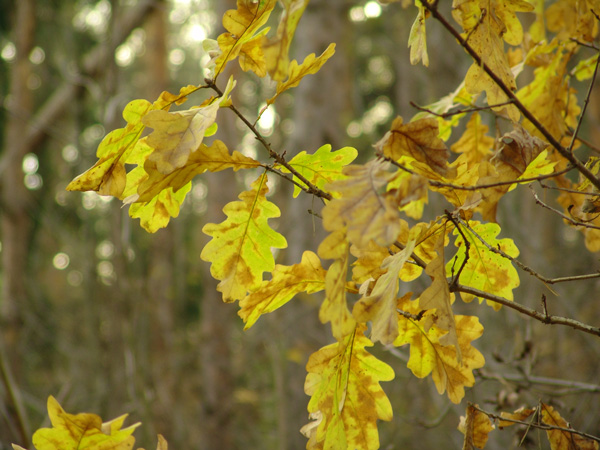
[530, 186, 600, 230]
[410, 99, 515, 119]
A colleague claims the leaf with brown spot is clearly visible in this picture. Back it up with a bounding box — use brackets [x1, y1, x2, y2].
[31, 396, 139, 450]
[353, 238, 416, 344]
[201, 172, 288, 302]
[239, 251, 326, 329]
[541, 403, 600, 450]
[303, 325, 395, 450]
[322, 159, 403, 249]
[498, 406, 535, 428]
[458, 404, 495, 449]
[375, 116, 454, 177]
[394, 297, 485, 404]
[318, 230, 356, 341]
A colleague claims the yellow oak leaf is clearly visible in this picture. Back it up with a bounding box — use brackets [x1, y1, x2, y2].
[546, 0, 600, 42]
[212, 0, 277, 78]
[262, 0, 309, 81]
[131, 140, 260, 204]
[418, 223, 461, 359]
[142, 101, 220, 175]
[322, 159, 402, 249]
[302, 325, 394, 450]
[239, 251, 326, 329]
[66, 85, 201, 198]
[458, 404, 495, 450]
[352, 239, 416, 345]
[128, 183, 191, 233]
[394, 297, 485, 404]
[30, 396, 140, 450]
[450, 112, 495, 165]
[201, 172, 288, 302]
[541, 403, 600, 450]
[279, 144, 358, 198]
[498, 406, 535, 428]
[375, 116, 454, 177]
[265, 43, 336, 107]
[477, 124, 548, 221]
[318, 230, 356, 341]
[408, 1, 429, 66]
[446, 221, 520, 310]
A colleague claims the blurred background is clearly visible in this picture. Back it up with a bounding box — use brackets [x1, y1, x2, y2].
[1, 0, 599, 448]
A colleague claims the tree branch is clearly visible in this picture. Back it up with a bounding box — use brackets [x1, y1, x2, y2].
[421, 0, 600, 193]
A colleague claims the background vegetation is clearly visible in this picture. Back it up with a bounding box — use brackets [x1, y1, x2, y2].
[1, 0, 599, 449]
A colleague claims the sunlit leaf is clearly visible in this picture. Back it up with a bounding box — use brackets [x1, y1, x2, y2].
[31, 396, 139, 450]
[239, 251, 326, 329]
[394, 297, 485, 404]
[458, 404, 495, 450]
[446, 221, 520, 310]
[279, 144, 358, 198]
[302, 325, 394, 450]
[408, 1, 429, 66]
[201, 172, 287, 302]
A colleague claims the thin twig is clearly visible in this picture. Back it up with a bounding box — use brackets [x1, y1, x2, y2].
[410, 99, 515, 119]
[567, 50, 600, 152]
[530, 186, 600, 230]
[421, 0, 600, 193]
[471, 404, 600, 443]
[445, 212, 470, 287]
[453, 213, 600, 284]
[476, 369, 600, 394]
[451, 283, 600, 337]
[207, 79, 333, 201]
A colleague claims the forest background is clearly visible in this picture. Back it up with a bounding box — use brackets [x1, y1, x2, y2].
[1, 0, 600, 449]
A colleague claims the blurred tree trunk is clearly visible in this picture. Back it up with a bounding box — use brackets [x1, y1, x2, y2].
[0, 0, 36, 445]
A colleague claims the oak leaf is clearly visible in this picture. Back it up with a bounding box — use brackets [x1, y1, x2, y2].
[239, 251, 326, 329]
[211, 0, 277, 78]
[279, 144, 358, 198]
[128, 182, 191, 233]
[408, 1, 429, 66]
[541, 403, 599, 450]
[375, 116, 454, 177]
[418, 223, 460, 358]
[66, 85, 201, 198]
[318, 230, 356, 341]
[322, 159, 402, 249]
[394, 297, 485, 404]
[302, 325, 394, 450]
[498, 406, 535, 428]
[446, 221, 520, 310]
[142, 101, 220, 175]
[352, 239, 417, 345]
[30, 396, 139, 450]
[458, 404, 494, 450]
[265, 43, 336, 107]
[262, 0, 309, 81]
[201, 172, 287, 302]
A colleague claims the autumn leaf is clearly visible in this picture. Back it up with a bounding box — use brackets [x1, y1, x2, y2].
[450, 112, 495, 164]
[67, 85, 201, 198]
[265, 43, 336, 107]
[498, 406, 535, 428]
[131, 140, 260, 204]
[142, 101, 220, 175]
[322, 159, 402, 249]
[408, 1, 429, 66]
[211, 0, 277, 78]
[318, 230, 356, 341]
[418, 223, 460, 359]
[541, 403, 600, 450]
[458, 404, 494, 450]
[394, 297, 485, 404]
[201, 172, 288, 302]
[375, 116, 454, 177]
[128, 183, 191, 233]
[30, 396, 139, 450]
[262, 0, 310, 81]
[279, 144, 358, 198]
[239, 250, 326, 329]
[352, 238, 416, 345]
[302, 325, 395, 450]
[446, 221, 520, 310]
